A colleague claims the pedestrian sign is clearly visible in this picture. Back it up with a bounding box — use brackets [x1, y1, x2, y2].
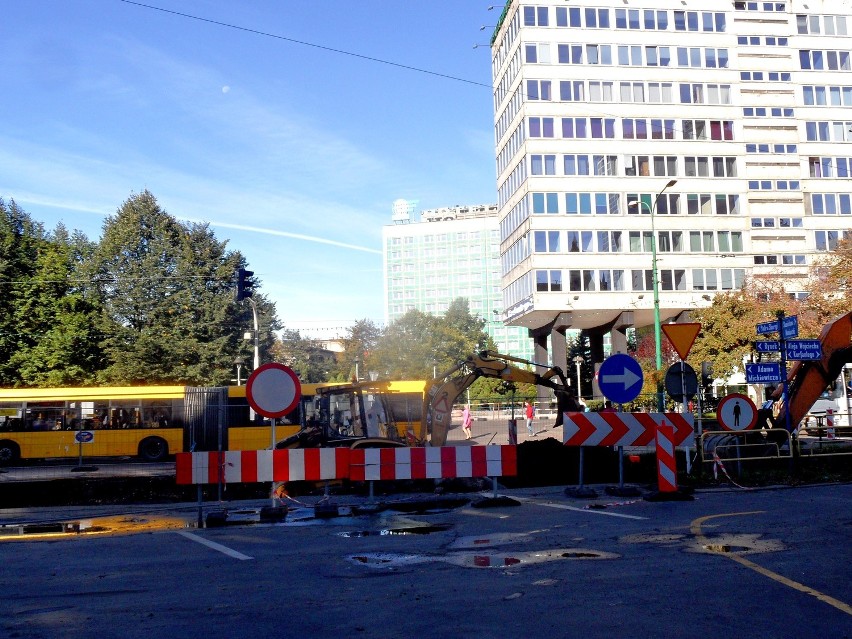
[661, 323, 701, 360]
[717, 393, 757, 431]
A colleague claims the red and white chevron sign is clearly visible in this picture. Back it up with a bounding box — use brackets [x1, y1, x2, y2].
[562, 412, 694, 448]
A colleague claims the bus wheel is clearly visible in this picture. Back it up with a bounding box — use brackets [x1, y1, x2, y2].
[138, 437, 168, 462]
[0, 440, 21, 466]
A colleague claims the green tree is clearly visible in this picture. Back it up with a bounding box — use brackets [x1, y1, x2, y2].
[0, 199, 45, 385]
[9, 225, 104, 386]
[272, 329, 333, 383]
[333, 318, 383, 381]
[91, 191, 273, 385]
[688, 279, 798, 381]
[369, 299, 494, 380]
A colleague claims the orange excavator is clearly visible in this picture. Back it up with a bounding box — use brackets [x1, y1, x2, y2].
[770, 311, 852, 431]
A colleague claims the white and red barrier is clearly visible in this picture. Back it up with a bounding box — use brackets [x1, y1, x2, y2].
[176, 445, 517, 485]
[562, 412, 694, 448]
[349, 445, 517, 482]
[176, 448, 351, 485]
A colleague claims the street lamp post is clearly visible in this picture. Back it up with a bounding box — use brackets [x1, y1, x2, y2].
[233, 357, 245, 386]
[628, 179, 678, 411]
[573, 355, 584, 399]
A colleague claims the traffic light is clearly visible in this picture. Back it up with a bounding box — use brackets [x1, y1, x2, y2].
[701, 361, 713, 386]
[235, 267, 254, 301]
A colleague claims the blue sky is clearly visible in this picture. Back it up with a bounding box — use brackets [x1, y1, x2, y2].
[1, 0, 500, 337]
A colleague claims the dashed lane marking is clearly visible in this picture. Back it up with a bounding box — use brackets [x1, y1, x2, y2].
[516, 497, 647, 520]
[175, 531, 253, 560]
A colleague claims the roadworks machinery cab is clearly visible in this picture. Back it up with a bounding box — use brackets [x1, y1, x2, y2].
[275, 380, 417, 450]
[425, 351, 581, 447]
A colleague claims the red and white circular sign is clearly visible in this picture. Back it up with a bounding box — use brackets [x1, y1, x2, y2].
[245, 363, 301, 418]
[717, 393, 757, 431]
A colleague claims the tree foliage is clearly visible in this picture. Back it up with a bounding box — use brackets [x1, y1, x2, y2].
[271, 329, 334, 383]
[89, 191, 277, 385]
[367, 299, 494, 380]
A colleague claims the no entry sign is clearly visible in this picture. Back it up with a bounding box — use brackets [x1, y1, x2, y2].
[245, 363, 301, 418]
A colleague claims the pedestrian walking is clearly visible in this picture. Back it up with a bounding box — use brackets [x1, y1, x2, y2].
[524, 400, 535, 436]
[462, 405, 472, 439]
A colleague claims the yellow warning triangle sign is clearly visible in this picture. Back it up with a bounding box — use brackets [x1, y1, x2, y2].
[661, 323, 701, 360]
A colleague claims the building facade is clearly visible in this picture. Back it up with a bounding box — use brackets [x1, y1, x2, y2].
[490, 0, 852, 373]
[383, 202, 535, 359]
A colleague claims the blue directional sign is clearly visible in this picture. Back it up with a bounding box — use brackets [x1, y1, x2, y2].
[756, 320, 779, 335]
[598, 353, 644, 404]
[781, 315, 799, 339]
[745, 363, 783, 384]
[755, 340, 781, 353]
[785, 339, 822, 361]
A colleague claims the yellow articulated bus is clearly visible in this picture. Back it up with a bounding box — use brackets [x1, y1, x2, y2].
[0, 382, 346, 465]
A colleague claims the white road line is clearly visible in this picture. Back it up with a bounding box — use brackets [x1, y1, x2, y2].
[176, 531, 254, 560]
[517, 497, 648, 520]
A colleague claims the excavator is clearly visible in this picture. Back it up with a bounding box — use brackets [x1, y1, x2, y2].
[766, 310, 852, 432]
[424, 350, 578, 446]
[275, 351, 579, 449]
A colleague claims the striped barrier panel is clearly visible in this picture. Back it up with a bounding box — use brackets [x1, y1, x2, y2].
[655, 422, 678, 493]
[176, 448, 351, 485]
[563, 412, 694, 448]
[175, 445, 517, 485]
[348, 445, 517, 482]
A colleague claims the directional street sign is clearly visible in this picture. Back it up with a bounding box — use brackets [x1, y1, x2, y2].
[597, 353, 644, 404]
[756, 320, 779, 335]
[755, 340, 781, 353]
[562, 412, 694, 447]
[745, 362, 782, 384]
[755, 315, 798, 339]
[781, 315, 799, 339]
[785, 339, 822, 361]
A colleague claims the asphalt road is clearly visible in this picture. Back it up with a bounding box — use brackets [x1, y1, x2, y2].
[1, 483, 850, 639]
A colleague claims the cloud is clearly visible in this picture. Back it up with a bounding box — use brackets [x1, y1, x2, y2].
[190, 219, 382, 254]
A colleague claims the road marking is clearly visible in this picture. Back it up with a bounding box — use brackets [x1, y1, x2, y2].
[176, 531, 253, 560]
[517, 497, 647, 520]
[691, 512, 852, 616]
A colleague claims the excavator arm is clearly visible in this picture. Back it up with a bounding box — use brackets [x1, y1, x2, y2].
[422, 351, 581, 446]
[771, 311, 852, 431]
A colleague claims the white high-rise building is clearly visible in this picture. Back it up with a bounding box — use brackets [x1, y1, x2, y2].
[490, 0, 852, 377]
[383, 203, 535, 359]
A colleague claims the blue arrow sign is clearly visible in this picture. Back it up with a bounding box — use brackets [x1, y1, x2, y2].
[785, 339, 822, 361]
[755, 340, 781, 353]
[756, 320, 779, 335]
[598, 353, 644, 404]
[745, 363, 782, 384]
